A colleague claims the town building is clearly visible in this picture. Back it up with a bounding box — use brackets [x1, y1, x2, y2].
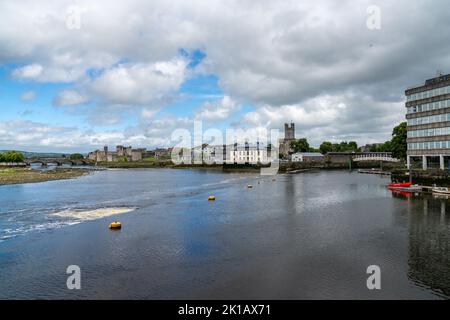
[279, 122, 295, 158]
[88, 145, 148, 162]
[229, 143, 272, 164]
[291, 152, 324, 162]
[405, 72, 450, 170]
[154, 148, 170, 159]
[359, 143, 382, 153]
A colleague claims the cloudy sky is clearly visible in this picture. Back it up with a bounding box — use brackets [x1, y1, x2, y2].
[1, 0, 449, 152]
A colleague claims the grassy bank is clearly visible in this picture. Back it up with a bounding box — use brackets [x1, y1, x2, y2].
[0, 168, 88, 185]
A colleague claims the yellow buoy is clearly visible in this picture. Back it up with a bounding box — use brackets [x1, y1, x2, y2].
[109, 221, 122, 229]
[208, 195, 216, 201]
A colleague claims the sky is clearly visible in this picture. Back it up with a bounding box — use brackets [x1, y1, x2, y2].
[1, 0, 450, 153]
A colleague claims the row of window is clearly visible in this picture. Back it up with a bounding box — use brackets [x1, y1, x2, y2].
[407, 85, 450, 102]
[407, 112, 450, 126]
[232, 151, 265, 156]
[408, 140, 450, 150]
[407, 98, 450, 114]
[408, 126, 450, 138]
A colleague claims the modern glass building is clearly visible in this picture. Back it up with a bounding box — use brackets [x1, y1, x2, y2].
[406, 73, 450, 170]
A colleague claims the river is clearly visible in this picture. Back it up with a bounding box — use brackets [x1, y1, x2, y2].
[0, 168, 449, 299]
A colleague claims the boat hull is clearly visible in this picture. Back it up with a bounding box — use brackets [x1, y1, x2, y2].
[432, 188, 450, 195]
[388, 182, 412, 188]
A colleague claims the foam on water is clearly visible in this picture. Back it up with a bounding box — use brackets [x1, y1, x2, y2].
[51, 207, 137, 221]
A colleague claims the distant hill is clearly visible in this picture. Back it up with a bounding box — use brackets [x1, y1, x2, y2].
[0, 150, 71, 158]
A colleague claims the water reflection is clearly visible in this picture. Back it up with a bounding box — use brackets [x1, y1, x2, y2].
[391, 191, 450, 297]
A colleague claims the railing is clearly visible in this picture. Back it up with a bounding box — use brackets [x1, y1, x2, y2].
[352, 155, 400, 162]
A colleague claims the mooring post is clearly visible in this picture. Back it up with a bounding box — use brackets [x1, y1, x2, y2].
[409, 166, 412, 184]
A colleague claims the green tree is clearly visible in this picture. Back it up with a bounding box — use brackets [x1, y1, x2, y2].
[319, 141, 333, 154]
[390, 122, 407, 160]
[0, 151, 25, 162]
[348, 141, 358, 151]
[69, 153, 84, 160]
[291, 138, 310, 153]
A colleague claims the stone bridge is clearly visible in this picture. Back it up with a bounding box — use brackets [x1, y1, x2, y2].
[25, 157, 90, 166]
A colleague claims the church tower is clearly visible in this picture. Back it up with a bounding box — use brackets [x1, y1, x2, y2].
[284, 122, 295, 140]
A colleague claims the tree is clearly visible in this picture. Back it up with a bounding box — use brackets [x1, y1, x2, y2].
[348, 141, 358, 151]
[318, 141, 358, 153]
[390, 122, 407, 160]
[0, 151, 25, 162]
[291, 138, 310, 153]
[319, 141, 333, 154]
[69, 153, 84, 160]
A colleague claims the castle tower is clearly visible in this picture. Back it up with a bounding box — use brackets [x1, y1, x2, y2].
[116, 145, 124, 156]
[103, 145, 109, 162]
[284, 122, 295, 140]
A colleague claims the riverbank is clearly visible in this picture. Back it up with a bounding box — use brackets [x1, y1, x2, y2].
[391, 169, 450, 187]
[96, 159, 404, 173]
[0, 167, 89, 185]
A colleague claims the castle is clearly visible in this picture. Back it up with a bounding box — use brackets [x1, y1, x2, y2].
[88, 145, 150, 162]
[279, 122, 295, 157]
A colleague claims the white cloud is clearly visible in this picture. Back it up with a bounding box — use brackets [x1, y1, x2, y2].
[88, 58, 188, 106]
[194, 96, 239, 121]
[54, 90, 89, 106]
[12, 64, 43, 80]
[237, 92, 405, 146]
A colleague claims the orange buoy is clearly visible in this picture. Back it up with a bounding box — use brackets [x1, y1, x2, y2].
[109, 221, 122, 229]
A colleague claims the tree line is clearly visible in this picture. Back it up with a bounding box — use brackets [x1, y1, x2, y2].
[289, 122, 407, 160]
[0, 151, 25, 162]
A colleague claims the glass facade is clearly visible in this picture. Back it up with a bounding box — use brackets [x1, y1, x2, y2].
[407, 98, 450, 114]
[407, 112, 450, 126]
[408, 126, 450, 138]
[408, 140, 450, 150]
[406, 85, 450, 102]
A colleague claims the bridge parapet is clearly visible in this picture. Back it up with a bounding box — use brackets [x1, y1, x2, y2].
[25, 157, 89, 166]
[352, 154, 400, 162]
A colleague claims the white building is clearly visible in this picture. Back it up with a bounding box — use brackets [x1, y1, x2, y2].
[229, 145, 272, 164]
[291, 152, 324, 162]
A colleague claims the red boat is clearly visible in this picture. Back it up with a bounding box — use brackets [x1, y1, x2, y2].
[388, 188, 413, 197]
[388, 182, 412, 188]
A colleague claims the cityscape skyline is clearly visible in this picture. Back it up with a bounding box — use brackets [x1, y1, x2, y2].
[1, 0, 449, 153]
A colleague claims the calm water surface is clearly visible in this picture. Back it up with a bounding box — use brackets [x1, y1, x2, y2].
[0, 169, 449, 299]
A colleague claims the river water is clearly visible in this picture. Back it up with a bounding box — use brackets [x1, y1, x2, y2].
[0, 168, 449, 299]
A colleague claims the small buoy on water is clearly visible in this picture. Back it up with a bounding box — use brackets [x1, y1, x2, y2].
[109, 221, 122, 229]
[208, 195, 216, 201]
[247, 184, 253, 188]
